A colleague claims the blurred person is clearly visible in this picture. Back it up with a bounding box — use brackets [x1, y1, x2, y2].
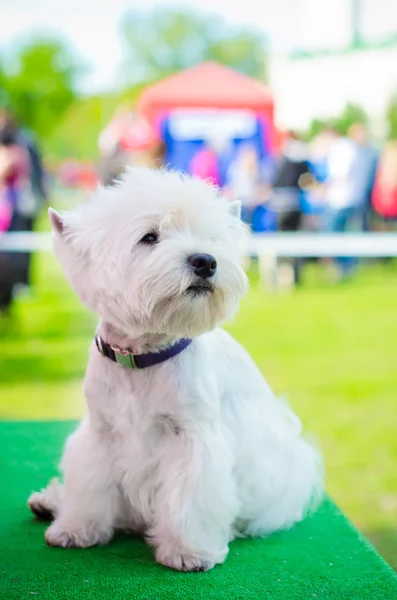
[58, 160, 80, 188]
[190, 145, 220, 186]
[0, 110, 47, 209]
[371, 141, 397, 229]
[323, 124, 375, 280]
[97, 108, 132, 186]
[143, 140, 167, 169]
[97, 141, 129, 186]
[309, 126, 336, 180]
[267, 131, 313, 286]
[79, 162, 97, 190]
[0, 145, 14, 234]
[0, 121, 30, 317]
[302, 131, 334, 232]
[98, 106, 135, 157]
[226, 144, 260, 226]
[190, 136, 235, 189]
[0, 110, 47, 290]
[347, 123, 378, 231]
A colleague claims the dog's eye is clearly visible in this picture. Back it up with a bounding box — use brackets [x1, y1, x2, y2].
[140, 232, 159, 245]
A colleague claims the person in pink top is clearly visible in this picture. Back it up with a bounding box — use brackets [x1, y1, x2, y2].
[0, 122, 31, 316]
[0, 113, 30, 223]
[190, 146, 220, 186]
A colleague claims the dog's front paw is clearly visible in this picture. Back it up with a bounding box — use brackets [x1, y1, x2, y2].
[45, 524, 81, 548]
[155, 545, 228, 572]
[45, 521, 112, 548]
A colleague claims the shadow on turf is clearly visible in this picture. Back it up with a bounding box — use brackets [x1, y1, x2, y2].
[364, 528, 397, 572]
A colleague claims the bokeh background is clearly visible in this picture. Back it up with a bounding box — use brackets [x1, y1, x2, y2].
[0, 0, 396, 570]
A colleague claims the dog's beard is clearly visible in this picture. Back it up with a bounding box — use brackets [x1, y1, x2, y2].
[185, 278, 215, 297]
[140, 264, 248, 337]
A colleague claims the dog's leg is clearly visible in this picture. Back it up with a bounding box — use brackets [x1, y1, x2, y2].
[242, 435, 323, 537]
[148, 426, 238, 572]
[43, 421, 118, 549]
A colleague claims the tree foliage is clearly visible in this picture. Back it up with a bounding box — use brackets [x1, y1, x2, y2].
[1, 38, 80, 139]
[334, 103, 368, 136]
[0, 10, 267, 160]
[45, 94, 122, 161]
[306, 103, 369, 140]
[305, 118, 328, 140]
[386, 94, 397, 140]
[121, 9, 267, 85]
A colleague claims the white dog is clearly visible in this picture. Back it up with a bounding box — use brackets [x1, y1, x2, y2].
[28, 167, 323, 572]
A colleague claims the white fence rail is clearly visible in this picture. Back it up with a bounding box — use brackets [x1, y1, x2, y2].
[1, 231, 397, 257]
[244, 233, 397, 258]
[0, 232, 52, 252]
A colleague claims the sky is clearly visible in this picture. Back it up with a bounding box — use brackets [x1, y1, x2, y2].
[0, 0, 288, 93]
[0, 0, 396, 93]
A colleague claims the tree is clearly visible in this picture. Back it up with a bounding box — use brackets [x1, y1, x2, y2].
[1, 38, 81, 139]
[0, 60, 8, 107]
[46, 93, 122, 161]
[305, 118, 329, 140]
[304, 104, 369, 141]
[46, 84, 150, 162]
[386, 94, 397, 140]
[334, 103, 368, 136]
[121, 9, 267, 85]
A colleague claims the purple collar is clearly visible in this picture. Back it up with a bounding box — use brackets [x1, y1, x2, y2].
[95, 336, 192, 369]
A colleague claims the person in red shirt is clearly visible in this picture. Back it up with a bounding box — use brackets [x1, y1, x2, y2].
[372, 141, 397, 227]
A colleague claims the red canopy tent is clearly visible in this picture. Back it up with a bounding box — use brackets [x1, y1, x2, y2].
[137, 61, 277, 150]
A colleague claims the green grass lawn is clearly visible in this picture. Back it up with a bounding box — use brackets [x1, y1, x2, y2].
[1, 251, 396, 569]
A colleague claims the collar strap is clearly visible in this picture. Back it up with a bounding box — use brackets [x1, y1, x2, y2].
[95, 336, 192, 369]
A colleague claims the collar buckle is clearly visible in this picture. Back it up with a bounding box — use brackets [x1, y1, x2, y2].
[115, 351, 139, 368]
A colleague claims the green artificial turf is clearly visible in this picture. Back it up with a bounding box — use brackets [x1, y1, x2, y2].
[1, 420, 397, 600]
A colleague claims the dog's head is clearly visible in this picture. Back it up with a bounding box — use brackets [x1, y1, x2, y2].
[49, 167, 248, 337]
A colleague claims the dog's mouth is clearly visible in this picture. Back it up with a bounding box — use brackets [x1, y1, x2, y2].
[186, 281, 215, 297]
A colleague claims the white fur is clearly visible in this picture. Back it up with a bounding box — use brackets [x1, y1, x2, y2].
[28, 167, 323, 572]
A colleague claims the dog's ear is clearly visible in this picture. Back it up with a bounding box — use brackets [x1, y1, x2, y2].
[228, 200, 241, 220]
[48, 208, 64, 235]
[48, 205, 95, 308]
[49, 207, 82, 243]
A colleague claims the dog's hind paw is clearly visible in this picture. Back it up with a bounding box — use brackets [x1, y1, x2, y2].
[28, 492, 55, 521]
[28, 479, 62, 521]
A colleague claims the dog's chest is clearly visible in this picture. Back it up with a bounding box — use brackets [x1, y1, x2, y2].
[85, 355, 182, 463]
[96, 369, 187, 517]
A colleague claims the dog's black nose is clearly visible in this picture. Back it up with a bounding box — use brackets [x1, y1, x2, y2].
[188, 253, 217, 279]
